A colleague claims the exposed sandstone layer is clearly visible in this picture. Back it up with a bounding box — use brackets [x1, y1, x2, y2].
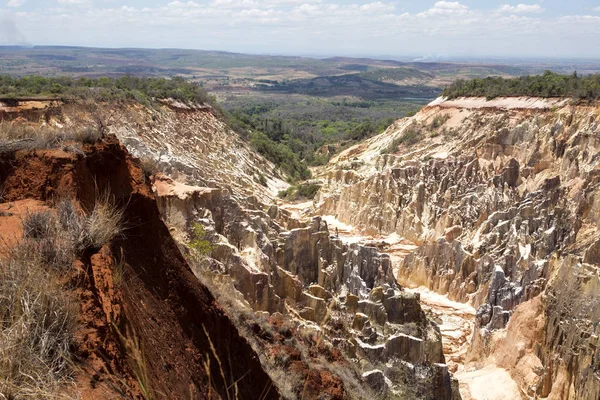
[315, 97, 600, 399]
[4, 99, 288, 203]
[1, 100, 460, 399]
[154, 174, 460, 399]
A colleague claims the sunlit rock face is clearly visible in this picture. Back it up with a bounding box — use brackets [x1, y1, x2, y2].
[101, 101, 461, 398]
[315, 97, 600, 399]
[0, 98, 464, 398]
[154, 172, 458, 398]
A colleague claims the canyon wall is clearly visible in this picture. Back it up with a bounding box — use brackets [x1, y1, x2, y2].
[316, 97, 600, 398]
[1, 100, 460, 399]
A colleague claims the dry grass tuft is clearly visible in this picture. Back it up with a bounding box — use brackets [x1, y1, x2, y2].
[0, 122, 101, 153]
[0, 230, 77, 399]
[54, 196, 123, 254]
[82, 196, 124, 251]
[113, 323, 154, 400]
[0, 196, 124, 399]
[22, 210, 56, 239]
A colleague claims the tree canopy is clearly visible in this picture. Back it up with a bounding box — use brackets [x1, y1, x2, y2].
[0, 75, 211, 105]
[442, 71, 600, 100]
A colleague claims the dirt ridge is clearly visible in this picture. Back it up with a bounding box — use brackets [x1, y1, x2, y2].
[0, 135, 279, 399]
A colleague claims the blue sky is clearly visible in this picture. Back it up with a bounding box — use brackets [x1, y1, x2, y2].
[1, 1, 600, 58]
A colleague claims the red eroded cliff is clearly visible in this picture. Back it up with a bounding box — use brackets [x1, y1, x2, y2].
[0, 135, 279, 399]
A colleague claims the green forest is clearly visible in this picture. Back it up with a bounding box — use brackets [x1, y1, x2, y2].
[0, 75, 211, 105]
[224, 97, 421, 181]
[442, 71, 600, 100]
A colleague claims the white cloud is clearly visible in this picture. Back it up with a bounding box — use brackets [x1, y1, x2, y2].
[418, 1, 470, 17]
[57, 0, 90, 4]
[498, 4, 544, 14]
[7, 0, 25, 7]
[593, 6, 600, 12]
[433, 1, 468, 10]
[6, 1, 599, 58]
[167, 1, 200, 8]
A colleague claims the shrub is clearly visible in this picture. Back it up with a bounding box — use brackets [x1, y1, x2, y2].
[0, 75, 212, 105]
[380, 128, 423, 154]
[249, 132, 311, 183]
[256, 173, 268, 187]
[23, 210, 56, 239]
[23, 210, 75, 272]
[190, 223, 213, 258]
[277, 182, 320, 201]
[0, 122, 102, 153]
[82, 197, 124, 251]
[442, 71, 600, 100]
[296, 183, 320, 199]
[55, 196, 123, 253]
[430, 114, 450, 129]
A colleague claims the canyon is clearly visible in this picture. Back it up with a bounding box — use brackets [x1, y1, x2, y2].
[314, 96, 600, 399]
[1, 94, 599, 399]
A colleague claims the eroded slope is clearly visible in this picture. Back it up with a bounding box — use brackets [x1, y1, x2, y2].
[0, 135, 279, 399]
[314, 96, 600, 399]
[0, 98, 461, 399]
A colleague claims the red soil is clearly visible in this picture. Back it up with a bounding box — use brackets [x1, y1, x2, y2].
[0, 136, 279, 399]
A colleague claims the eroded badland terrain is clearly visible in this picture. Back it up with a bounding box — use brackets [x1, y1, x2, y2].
[1, 90, 599, 399]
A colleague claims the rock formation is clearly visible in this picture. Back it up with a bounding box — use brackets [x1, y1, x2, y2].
[315, 96, 600, 399]
[155, 173, 459, 399]
[0, 99, 461, 399]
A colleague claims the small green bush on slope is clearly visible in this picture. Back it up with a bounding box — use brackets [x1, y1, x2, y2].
[250, 131, 311, 182]
[277, 182, 320, 201]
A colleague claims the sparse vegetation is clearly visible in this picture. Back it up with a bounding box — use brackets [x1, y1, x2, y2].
[277, 182, 321, 201]
[0, 241, 77, 399]
[191, 266, 373, 400]
[139, 157, 160, 178]
[430, 114, 450, 129]
[0, 198, 124, 398]
[55, 196, 123, 254]
[225, 96, 423, 181]
[443, 71, 600, 100]
[82, 195, 124, 251]
[1, 213, 76, 398]
[358, 67, 434, 82]
[249, 131, 311, 182]
[380, 127, 424, 154]
[255, 172, 268, 187]
[0, 122, 101, 153]
[113, 324, 154, 400]
[190, 223, 214, 258]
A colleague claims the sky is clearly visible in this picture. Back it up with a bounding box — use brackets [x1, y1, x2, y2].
[1, 0, 600, 59]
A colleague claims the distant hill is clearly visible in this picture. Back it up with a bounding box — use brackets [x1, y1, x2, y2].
[261, 73, 440, 100]
[358, 67, 435, 83]
[0, 45, 542, 84]
[322, 56, 405, 67]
